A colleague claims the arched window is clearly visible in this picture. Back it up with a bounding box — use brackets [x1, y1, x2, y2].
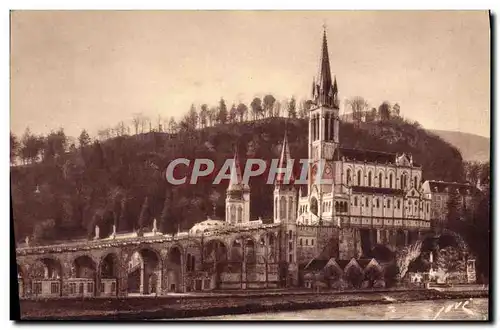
[306, 239, 309, 246]
[427, 203, 430, 213]
[311, 239, 315, 246]
[388, 199, 391, 208]
[357, 170, 362, 186]
[397, 200, 401, 209]
[376, 198, 379, 208]
[237, 206, 243, 223]
[335, 202, 339, 212]
[346, 169, 352, 185]
[288, 196, 294, 220]
[401, 174, 407, 189]
[365, 197, 369, 207]
[368, 172, 372, 186]
[354, 197, 358, 206]
[378, 173, 383, 187]
[230, 205, 236, 223]
[414, 176, 418, 188]
[300, 238, 303, 246]
[279, 196, 286, 220]
[389, 174, 393, 188]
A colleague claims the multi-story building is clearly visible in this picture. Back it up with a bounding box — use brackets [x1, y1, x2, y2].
[421, 180, 481, 228]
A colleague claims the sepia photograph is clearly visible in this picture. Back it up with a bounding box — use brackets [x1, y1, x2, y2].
[10, 10, 491, 321]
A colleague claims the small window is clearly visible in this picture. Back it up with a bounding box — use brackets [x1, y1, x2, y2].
[354, 197, 358, 206]
[100, 282, 105, 293]
[87, 282, 94, 294]
[388, 200, 391, 208]
[306, 239, 309, 246]
[311, 239, 315, 246]
[300, 238, 303, 246]
[376, 199, 380, 208]
[79, 283, 84, 294]
[111, 281, 116, 294]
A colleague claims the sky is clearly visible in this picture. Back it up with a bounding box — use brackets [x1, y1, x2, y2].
[10, 10, 491, 139]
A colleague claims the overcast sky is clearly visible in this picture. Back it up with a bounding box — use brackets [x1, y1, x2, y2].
[10, 10, 490, 139]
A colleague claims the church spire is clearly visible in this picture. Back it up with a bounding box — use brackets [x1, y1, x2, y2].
[276, 132, 295, 185]
[314, 28, 337, 108]
[228, 150, 243, 191]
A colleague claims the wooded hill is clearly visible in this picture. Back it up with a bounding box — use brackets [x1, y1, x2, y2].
[11, 117, 466, 244]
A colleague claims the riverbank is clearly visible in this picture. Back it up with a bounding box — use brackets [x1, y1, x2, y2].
[18, 288, 489, 320]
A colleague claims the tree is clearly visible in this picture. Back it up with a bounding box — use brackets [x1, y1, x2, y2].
[43, 128, 67, 161]
[345, 96, 368, 126]
[250, 97, 263, 120]
[236, 103, 248, 122]
[168, 117, 179, 134]
[378, 101, 391, 121]
[288, 97, 297, 118]
[160, 191, 175, 234]
[395, 240, 423, 281]
[185, 104, 199, 129]
[345, 265, 364, 288]
[217, 98, 228, 124]
[10, 132, 19, 165]
[138, 196, 150, 233]
[263, 94, 276, 118]
[78, 130, 91, 149]
[436, 246, 465, 274]
[199, 104, 209, 128]
[446, 186, 462, 224]
[273, 100, 281, 117]
[228, 104, 238, 123]
[20, 127, 44, 164]
[132, 113, 143, 135]
[392, 103, 401, 117]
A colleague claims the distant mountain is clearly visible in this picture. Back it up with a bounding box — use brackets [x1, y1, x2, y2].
[430, 129, 490, 163]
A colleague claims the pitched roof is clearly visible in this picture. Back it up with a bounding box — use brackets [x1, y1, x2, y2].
[352, 186, 406, 196]
[304, 258, 330, 271]
[336, 147, 396, 164]
[426, 180, 479, 195]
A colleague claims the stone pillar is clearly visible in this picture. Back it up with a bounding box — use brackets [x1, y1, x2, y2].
[139, 262, 145, 294]
[376, 229, 381, 244]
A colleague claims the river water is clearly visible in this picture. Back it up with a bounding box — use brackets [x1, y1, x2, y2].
[188, 298, 489, 321]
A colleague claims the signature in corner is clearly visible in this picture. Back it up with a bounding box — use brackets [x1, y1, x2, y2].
[432, 298, 476, 320]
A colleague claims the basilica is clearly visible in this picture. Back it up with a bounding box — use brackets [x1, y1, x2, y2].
[15, 29, 475, 298]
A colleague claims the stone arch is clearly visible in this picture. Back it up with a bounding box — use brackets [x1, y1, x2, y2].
[17, 263, 27, 297]
[368, 244, 395, 262]
[126, 247, 162, 295]
[388, 172, 395, 188]
[98, 253, 120, 296]
[346, 168, 352, 185]
[31, 257, 62, 280]
[165, 245, 183, 292]
[378, 171, 384, 188]
[29, 257, 63, 297]
[73, 255, 97, 279]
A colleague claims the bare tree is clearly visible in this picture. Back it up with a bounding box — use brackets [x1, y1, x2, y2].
[345, 96, 368, 126]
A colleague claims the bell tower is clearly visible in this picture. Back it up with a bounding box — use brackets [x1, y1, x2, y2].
[225, 151, 250, 225]
[308, 28, 340, 201]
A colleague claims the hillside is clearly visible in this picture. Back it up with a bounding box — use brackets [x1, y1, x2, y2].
[11, 118, 466, 244]
[430, 129, 490, 163]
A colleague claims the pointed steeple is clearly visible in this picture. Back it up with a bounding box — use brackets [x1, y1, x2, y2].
[228, 150, 249, 191]
[313, 28, 337, 108]
[276, 132, 295, 185]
